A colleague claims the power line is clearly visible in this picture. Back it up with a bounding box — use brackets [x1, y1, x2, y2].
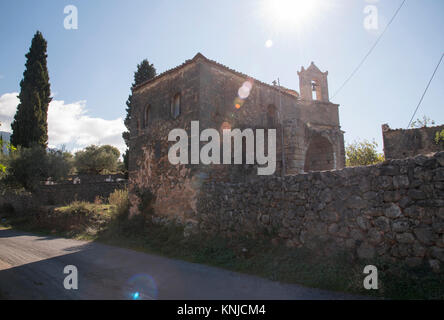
[331, 0, 407, 100]
[407, 53, 444, 128]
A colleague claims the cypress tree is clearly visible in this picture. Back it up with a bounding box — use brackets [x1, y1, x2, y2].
[122, 60, 156, 170]
[11, 31, 51, 148]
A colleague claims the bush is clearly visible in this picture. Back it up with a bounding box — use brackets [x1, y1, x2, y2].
[108, 189, 129, 217]
[435, 129, 444, 145]
[107, 188, 156, 237]
[0, 135, 16, 176]
[74, 145, 120, 175]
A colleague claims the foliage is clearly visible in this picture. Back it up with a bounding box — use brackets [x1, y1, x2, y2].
[108, 188, 129, 217]
[5, 144, 72, 190]
[10, 31, 51, 148]
[122, 59, 157, 171]
[61, 150, 76, 175]
[435, 129, 444, 145]
[74, 145, 120, 174]
[410, 115, 436, 129]
[109, 187, 155, 236]
[345, 139, 385, 167]
[0, 126, 17, 175]
[47, 148, 74, 180]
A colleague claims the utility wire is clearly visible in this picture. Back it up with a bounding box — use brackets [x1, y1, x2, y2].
[331, 0, 407, 100]
[407, 52, 444, 128]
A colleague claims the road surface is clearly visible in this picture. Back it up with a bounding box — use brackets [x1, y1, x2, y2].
[0, 229, 364, 300]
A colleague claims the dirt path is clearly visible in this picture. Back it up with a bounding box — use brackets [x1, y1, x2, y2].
[0, 229, 364, 300]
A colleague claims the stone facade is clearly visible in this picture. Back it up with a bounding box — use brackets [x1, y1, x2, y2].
[382, 124, 444, 160]
[197, 152, 444, 269]
[128, 53, 345, 218]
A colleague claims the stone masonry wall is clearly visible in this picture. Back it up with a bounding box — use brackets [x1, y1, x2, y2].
[196, 152, 444, 269]
[34, 181, 127, 205]
[383, 124, 444, 160]
[0, 176, 127, 212]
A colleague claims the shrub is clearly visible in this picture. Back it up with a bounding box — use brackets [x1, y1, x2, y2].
[108, 188, 129, 217]
[0, 134, 16, 176]
[107, 188, 157, 237]
[63, 201, 94, 216]
[435, 129, 444, 145]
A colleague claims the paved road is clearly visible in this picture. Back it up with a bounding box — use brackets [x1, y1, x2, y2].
[0, 229, 364, 300]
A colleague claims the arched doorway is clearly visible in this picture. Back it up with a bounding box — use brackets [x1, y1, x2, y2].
[304, 135, 335, 172]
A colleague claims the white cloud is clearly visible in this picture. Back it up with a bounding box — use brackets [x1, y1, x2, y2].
[0, 92, 19, 132]
[0, 92, 126, 155]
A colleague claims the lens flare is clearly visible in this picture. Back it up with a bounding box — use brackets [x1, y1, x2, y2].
[124, 274, 158, 300]
[260, 0, 325, 30]
[237, 80, 254, 102]
[238, 84, 251, 99]
[243, 80, 253, 91]
[234, 97, 245, 110]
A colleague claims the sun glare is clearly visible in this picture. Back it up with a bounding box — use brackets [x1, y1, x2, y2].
[262, 0, 320, 29]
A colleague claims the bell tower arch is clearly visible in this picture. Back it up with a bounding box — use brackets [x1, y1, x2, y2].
[298, 62, 329, 102]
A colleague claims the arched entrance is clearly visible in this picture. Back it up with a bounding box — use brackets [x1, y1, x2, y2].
[304, 135, 335, 172]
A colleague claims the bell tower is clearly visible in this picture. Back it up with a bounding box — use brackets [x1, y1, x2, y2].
[298, 62, 329, 102]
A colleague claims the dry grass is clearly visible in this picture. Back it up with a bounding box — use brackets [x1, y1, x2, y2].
[108, 189, 129, 217]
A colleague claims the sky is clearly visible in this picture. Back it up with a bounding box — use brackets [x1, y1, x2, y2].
[0, 0, 443, 155]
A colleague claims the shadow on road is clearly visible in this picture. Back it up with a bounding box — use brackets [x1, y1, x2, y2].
[0, 229, 367, 300]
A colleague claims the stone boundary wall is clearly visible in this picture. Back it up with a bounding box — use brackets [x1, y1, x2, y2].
[0, 191, 37, 214]
[0, 180, 127, 211]
[382, 124, 444, 160]
[35, 181, 127, 205]
[196, 152, 444, 270]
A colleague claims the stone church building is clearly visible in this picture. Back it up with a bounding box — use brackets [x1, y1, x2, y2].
[128, 53, 345, 217]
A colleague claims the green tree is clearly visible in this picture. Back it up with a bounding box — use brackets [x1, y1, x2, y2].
[0, 130, 6, 173]
[122, 60, 156, 171]
[74, 145, 121, 174]
[11, 31, 51, 148]
[346, 139, 385, 167]
[6, 145, 71, 191]
[0, 122, 16, 175]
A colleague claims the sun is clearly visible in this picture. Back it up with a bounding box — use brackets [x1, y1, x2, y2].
[261, 0, 320, 29]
